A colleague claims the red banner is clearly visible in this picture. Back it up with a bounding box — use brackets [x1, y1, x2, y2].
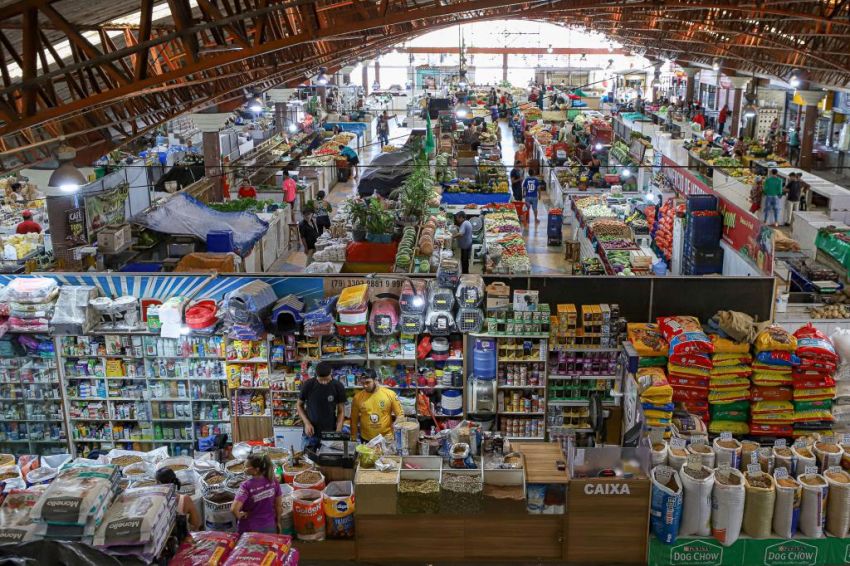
[662, 156, 710, 196]
[719, 199, 774, 275]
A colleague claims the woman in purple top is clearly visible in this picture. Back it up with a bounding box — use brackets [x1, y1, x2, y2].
[230, 453, 282, 534]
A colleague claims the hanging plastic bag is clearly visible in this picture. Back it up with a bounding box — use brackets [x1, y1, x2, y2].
[824, 469, 850, 538]
[743, 471, 776, 539]
[711, 467, 746, 547]
[650, 465, 683, 544]
[773, 470, 802, 539]
[798, 472, 828, 538]
[679, 461, 714, 537]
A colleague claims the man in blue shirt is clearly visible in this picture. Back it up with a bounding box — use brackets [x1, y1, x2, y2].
[453, 211, 473, 274]
[339, 144, 359, 180]
[522, 173, 543, 223]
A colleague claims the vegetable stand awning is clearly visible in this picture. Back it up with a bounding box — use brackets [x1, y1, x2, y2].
[131, 193, 268, 255]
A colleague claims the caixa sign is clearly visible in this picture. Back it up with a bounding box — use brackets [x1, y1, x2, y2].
[583, 482, 631, 495]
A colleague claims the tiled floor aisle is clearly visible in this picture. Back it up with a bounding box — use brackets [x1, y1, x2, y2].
[271, 117, 569, 274]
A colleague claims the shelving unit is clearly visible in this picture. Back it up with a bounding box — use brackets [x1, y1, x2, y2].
[57, 334, 231, 456]
[0, 333, 68, 455]
[493, 337, 548, 440]
[225, 337, 272, 442]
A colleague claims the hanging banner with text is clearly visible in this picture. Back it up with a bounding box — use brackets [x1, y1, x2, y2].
[85, 184, 129, 237]
[719, 198, 774, 275]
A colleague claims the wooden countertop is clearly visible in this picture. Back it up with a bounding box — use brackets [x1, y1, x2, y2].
[513, 442, 570, 483]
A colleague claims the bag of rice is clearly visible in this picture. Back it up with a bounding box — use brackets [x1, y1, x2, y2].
[657, 316, 702, 341]
[774, 445, 796, 476]
[772, 469, 802, 539]
[799, 472, 828, 538]
[743, 471, 776, 539]
[792, 444, 817, 477]
[824, 468, 850, 538]
[651, 441, 669, 469]
[713, 437, 742, 469]
[679, 461, 714, 537]
[755, 351, 800, 366]
[711, 467, 745, 546]
[754, 325, 798, 353]
[650, 465, 683, 544]
[710, 334, 751, 354]
[667, 441, 688, 472]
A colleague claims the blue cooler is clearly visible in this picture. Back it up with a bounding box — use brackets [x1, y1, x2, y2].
[206, 230, 235, 253]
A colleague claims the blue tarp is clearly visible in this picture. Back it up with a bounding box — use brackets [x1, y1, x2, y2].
[440, 192, 511, 205]
[131, 193, 268, 256]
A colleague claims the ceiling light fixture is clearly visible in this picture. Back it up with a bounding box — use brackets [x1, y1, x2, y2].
[248, 96, 263, 113]
[547, 44, 553, 54]
[48, 144, 87, 192]
[789, 74, 801, 88]
[712, 59, 720, 71]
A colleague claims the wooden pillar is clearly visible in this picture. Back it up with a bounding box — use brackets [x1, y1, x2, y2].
[796, 90, 825, 171]
[682, 67, 698, 103]
[502, 53, 508, 83]
[202, 131, 223, 201]
[726, 76, 750, 138]
[362, 64, 369, 96]
[374, 60, 381, 87]
[275, 102, 287, 134]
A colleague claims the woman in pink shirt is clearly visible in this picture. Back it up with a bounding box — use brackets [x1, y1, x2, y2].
[282, 173, 297, 222]
[230, 453, 282, 534]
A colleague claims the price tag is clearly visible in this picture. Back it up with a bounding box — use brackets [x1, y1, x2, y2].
[747, 463, 762, 475]
[774, 467, 789, 479]
[686, 453, 703, 472]
[843, 433, 850, 445]
[828, 466, 843, 475]
[774, 439, 787, 448]
[750, 451, 759, 464]
[649, 428, 665, 445]
[794, 438, 808, 448]
[759, 447, 772, 459]
[805, 466, 819, 476]
[821, 435, 836, 445]
[720, 432, 733, 441]
[690, 435, 708, 446]
[655, 466, 673, 484]
[670, 437, 687, 449]
[437, 318, 447, 330]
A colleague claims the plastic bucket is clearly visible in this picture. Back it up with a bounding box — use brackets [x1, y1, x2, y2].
[292, 470, 325, 491]
[292, 489, 326, 541]
[441, 390, 463, 416]
[203, 489, 236, 532]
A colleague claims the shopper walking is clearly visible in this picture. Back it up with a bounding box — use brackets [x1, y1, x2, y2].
[297, 361, 345, 449]
[339, 144, 360, 180]
[15, 210, 41, 234]
[783, 172, 803, 227]
[299, 207, 321, 263]
[522, 172, 543, 224]
[788, 128, 801, 166]
[453, 211, 473, 274]
[231, 453, 283, 534]
[377, 111, 390, 147]
[762, 168, 783, 227]
[510, 164, 524, 202]
[156, 468, 201, 539]
[350, 369, 404, 442]
[717, 104, 729, 136]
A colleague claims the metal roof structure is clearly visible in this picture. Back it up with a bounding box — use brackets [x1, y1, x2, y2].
[1, 0, 849, 171]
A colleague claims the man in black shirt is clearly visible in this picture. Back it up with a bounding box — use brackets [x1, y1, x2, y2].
[297, 361, 346, 449]
[784, 172, 803, 227]
[510, 164, 524, 202]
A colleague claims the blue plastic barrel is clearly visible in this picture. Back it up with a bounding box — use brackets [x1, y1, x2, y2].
[472, 337, 497, 379]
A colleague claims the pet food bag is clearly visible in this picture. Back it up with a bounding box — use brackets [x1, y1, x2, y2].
[292, 489, 325, 541]
[713, 437, 742, 469]
[687, 443, 716, 469]
[169, 531, 239, 566]
[814, 441, 843, 471]
[773, 471, 802, 539]
[743, 471, 776, 539]
[711, 467, 746, 546]
[222, 533, 293, 566]
[824, 469, 850, 538]
[323, 481, 355, 539]
[754, 325, 798, 353]
[799, 473, 828, 538]
[793, 445, 817, 477]
[650, 466, 683, 544]
[679, 463, 714, 537]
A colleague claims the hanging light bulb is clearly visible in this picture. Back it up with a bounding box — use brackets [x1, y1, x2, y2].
[48, 144, 86, 192]
[607, 43, 614, 53]
[789, 74, 801, 88]
[622, 169, 632, 178]
[288, 123, 298, 133]
[547, 44, 553, 54]
[712, 59, 720, 71]
[249, 96, 263, 112]
[595, 143, 603, 151]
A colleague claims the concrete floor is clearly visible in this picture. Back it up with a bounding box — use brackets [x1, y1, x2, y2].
[271, 116, 571, 274]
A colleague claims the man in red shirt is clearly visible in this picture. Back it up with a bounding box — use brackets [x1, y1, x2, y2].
[717, 104, 729, 136]
[692, 107, 706, 129]
[15, 210, 42, 234]
[237, 184, 257, 199]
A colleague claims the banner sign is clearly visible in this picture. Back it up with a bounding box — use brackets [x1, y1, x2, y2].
[662, 156, 710, 196]
[64, 207, 87, 246]
[85, 184, 129, 237]
[718, 198, 774, 275]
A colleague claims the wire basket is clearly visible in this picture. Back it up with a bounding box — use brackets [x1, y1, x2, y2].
[456, 307, 484, 333]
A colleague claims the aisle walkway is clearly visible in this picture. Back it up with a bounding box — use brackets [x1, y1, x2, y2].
[497, 120, 570, 274]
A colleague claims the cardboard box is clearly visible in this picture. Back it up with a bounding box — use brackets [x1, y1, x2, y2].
[485, 282, 511, 310]
[97, 224, 131, 253]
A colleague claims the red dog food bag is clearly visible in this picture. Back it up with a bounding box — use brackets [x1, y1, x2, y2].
[223, 533, 293, 566]
[170, 531, 240, 566]
[657, 316, 702, 341]
[794, 323, 838, 363]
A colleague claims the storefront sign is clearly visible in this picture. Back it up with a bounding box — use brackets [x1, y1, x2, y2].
[84, 184, 129, 236]
[662, 156, 710, 196]
[582, 482, 631, 495]
[64, 207, 87, 246]
[718, 199, 774, 275]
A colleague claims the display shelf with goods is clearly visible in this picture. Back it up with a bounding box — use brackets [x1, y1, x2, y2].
[0, 333, 67, 455]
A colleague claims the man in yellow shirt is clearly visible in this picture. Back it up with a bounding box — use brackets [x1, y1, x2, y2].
[350, 370, 404, 441]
